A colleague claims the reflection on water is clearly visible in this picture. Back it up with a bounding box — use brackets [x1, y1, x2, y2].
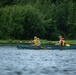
[0, 46, 76, 75]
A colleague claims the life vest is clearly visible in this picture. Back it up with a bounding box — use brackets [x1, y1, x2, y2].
[61, 38, 65, 46]
[33, 38, 39, 46]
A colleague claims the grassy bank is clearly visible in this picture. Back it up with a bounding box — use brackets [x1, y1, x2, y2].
[0, 40, 76, 45]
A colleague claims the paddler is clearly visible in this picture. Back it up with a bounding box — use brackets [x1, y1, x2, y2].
[55, 36, 65, 46]
[30, 36, 41, 46]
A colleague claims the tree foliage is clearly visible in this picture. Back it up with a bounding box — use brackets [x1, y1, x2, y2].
[0, 0, 76, 40]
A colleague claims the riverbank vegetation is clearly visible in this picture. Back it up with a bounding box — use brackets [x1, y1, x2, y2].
[0, 0, 76, 40]
[0, 40, 76, 45]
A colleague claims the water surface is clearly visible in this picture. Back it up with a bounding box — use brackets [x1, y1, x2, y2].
[0, 46, 76, 75]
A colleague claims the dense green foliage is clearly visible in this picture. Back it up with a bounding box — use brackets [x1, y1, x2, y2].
[0, 0, 76, 40]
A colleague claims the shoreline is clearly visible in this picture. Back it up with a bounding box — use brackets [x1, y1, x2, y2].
[0, 40, 76, 45]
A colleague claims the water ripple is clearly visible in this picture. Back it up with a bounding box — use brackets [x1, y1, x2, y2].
[0, 46, 76, 75]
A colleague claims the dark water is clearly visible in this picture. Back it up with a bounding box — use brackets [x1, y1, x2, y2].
[0, 46, 76, 75]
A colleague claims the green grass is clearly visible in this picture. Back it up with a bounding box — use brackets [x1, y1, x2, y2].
[0, 39, 76, 45]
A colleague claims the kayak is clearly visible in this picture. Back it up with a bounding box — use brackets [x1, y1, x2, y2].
[16, 44, 76, 50]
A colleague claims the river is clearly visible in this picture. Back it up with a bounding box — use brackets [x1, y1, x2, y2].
[0, 46, 76, 75]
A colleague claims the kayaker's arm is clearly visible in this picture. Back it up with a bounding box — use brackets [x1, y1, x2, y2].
[55, 40, 61, 45]
[29, 40, 34, 44]
[37, 40, 41, 46]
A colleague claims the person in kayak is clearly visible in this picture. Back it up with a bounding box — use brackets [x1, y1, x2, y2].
[30, 36, 41, 46]
[55, 36, 65, 46]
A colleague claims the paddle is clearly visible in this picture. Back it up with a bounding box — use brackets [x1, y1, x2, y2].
[28, 42, 47, 50]
[40, 46, 47, 50]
